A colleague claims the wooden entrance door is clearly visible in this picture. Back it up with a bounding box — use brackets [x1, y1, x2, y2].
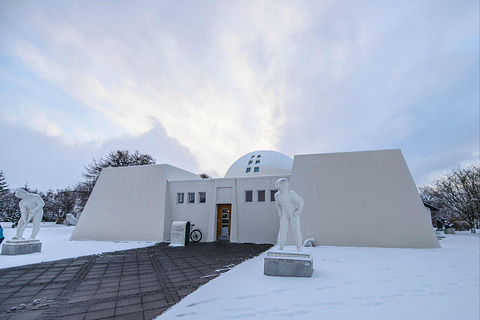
[216, 204, 232, 240]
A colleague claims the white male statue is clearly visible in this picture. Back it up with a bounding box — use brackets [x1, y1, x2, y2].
[274, 178, 304, 251]
[12, 189, 45, 240]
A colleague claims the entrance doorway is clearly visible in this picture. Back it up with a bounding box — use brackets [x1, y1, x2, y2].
[216, 204, 232, 240]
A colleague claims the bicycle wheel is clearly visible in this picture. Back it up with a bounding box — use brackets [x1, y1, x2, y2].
[190, 229, 202, 243]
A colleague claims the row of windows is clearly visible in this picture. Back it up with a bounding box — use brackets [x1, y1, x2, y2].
[177, 189, 278, 204]
[246, 167, 260, 173]
[245, 189, 277, 203]
[177, 192, 206, 204]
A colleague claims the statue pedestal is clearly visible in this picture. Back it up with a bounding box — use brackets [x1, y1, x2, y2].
[1, 239, 42, 255]
[264, 246, 313, 277]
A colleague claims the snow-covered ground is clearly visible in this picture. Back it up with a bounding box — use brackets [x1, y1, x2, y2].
[0, 222, 155, 269]
[1, 223, 478, 319]
[158, 232, 479, 320]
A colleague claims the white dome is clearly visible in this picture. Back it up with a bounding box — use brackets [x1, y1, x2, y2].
[224, 150, 293, 178]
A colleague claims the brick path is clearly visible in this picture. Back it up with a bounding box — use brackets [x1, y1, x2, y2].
[0, 242, 271, 320]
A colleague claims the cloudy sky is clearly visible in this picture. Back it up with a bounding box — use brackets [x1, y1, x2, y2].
[0, 0, 478, 191]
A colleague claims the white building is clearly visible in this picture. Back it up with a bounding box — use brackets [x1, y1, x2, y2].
[71, 149, 440, 248]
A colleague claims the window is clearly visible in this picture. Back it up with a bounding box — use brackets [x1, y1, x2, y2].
[251, 155, 255, 159]
[255, 160, 260, 164]
[258, 190, 265, 202]
[270, 190, 277, 202]
[199, 192, 206, 203]
[248, 160, 253, 165]
[254, 167, 259, 173]
[188, 192, 195, 204]
[246, 167, 251, 173]
[245, 190, 253, 202]
[177, 193, 184, 204]
[257, 155, 261, 158]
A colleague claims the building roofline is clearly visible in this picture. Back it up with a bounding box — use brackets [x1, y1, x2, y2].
[423, 202, 440, 211]
[167, 174, 290, 183]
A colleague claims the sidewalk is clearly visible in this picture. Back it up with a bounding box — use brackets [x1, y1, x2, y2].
[0, 242, 271, 320]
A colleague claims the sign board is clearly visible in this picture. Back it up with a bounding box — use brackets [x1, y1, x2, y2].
[170, 221, 190, 247]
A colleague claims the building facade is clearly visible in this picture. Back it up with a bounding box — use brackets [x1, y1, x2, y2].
[71, 149, 440, 248]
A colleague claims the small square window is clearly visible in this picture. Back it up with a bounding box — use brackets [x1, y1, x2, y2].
[245, 190, 253, 202]
[251, 155, 255, 159]
[188, 192, 195, 204]
[254, 167, 259, 173]
[258, 190, 265, 202]
[255, 160, 260, 164]
[248, 160, 253, 165]
[177, 193, 184, 204]
[257, 155, 261, 158]
[270, 190, 277, 201]
[246, 167, 251, 173]
[199, 192, 206, 203]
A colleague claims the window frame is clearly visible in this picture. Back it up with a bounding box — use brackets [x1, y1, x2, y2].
[270, 189, 277, 202]
[245, 190, 253, 202]
[258, 190, 265, 202]
[199, 192, 206, 204]
[177, 192, 185, 204]
[188, 192, 195, 204]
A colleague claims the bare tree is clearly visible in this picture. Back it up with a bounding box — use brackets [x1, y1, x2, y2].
[420, 164, 480, 233]
[84, 150, 156, 185]
[0, 171, 20, 222]
[81, 150, 156, 203]
[0, 191, 20, 222]
[0, 171, 8, 197]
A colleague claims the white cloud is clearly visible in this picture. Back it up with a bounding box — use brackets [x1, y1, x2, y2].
[6, 1, 314, 176]
[0, 0, 478, 181]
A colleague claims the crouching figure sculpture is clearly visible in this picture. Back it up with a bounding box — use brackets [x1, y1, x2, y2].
[12, 189, 45, 240]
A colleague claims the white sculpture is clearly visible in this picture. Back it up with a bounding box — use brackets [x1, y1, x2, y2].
[13, 189, 45, 240]
[73, 199, 83, 219]
[274, 178, 304, 251]
[66, 199, 84, 226]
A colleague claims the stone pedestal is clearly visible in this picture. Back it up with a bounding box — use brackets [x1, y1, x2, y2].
[1, 239, 42, 255]
[264, 246, 313, 277]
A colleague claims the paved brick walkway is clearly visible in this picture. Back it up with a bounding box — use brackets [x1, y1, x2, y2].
[0, 242, 271, 320]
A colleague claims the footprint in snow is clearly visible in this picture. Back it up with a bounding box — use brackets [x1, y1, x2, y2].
[187, 298, 220, 307]
[235, 293, 266, 300]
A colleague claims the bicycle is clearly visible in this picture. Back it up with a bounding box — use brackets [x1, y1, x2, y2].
[190, 224, 203, 243]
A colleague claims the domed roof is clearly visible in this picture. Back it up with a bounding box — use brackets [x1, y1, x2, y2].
[224, 150, 293, 178]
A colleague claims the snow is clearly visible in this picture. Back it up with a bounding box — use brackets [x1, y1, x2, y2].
[0, 222, 155, 269]
[1, 223, 478, 319]
[158, 232, 479, 320]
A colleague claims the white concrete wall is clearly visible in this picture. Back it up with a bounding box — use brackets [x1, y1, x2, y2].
[234, 176, 288, 244]
[289, 149, 440, 248]
[167, 179, 215, 242]
[71, 149, 437, 248]
[168, 175, 288, 244]
[71, 164, 199, 241]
